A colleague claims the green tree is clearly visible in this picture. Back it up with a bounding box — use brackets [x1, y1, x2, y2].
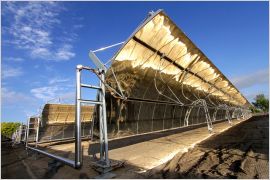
[1, 122, 21, 138]
[252, 94, 269, 112]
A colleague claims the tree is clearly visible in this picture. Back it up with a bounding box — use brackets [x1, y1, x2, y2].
[252, 94, 269, 112]
[1, 122, 21, 138]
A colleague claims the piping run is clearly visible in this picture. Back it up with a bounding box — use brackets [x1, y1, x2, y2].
[92, 41, 125, 53]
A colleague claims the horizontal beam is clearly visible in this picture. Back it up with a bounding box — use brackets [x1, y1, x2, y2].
[80, 83, 101, 90]
[78, 99, 103, 105]
[27, 146, 80, 168]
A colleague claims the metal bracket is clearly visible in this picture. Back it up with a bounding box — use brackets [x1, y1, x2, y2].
[91, 159, 125, 178]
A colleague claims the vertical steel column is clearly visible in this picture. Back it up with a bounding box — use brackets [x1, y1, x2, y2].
[100, 71, 109, 166]
[24, 124, 27, 142]
[19, 123, 22, 142]
[26, 118, 30, 150]
[75, 65, 82, 168]
[99, 76, 104, 161]
[35, 117, 40, 147]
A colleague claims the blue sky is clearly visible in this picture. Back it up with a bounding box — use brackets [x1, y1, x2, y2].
[1, 1, 269, 123]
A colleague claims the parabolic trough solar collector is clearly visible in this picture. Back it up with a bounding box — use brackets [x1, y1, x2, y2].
[31, 10, 251, 142]
[102, 10, 251, 138]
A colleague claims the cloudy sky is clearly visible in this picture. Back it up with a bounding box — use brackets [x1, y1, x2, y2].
[1, 1, 269, 123]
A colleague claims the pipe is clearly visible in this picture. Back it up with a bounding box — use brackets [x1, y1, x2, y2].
[92, 41, 124, 53]
[27, 146, 76, 167]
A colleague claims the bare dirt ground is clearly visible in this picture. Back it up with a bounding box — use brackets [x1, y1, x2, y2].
[146, 114, 269, 179]
[1, 141, 33, 179]
[1, 115, 268, 179]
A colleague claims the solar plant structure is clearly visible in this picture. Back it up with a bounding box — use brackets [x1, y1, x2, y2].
[22, 9, 252, 172]
[103, 10, 251, 138]
[27, 104, 94, 143]
[25, 117, 39, 143]
[12, 124, 27, 145]
[26, 10, 251, 144]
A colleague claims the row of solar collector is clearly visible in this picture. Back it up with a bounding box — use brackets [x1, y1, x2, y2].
[13, 102, 250, 145]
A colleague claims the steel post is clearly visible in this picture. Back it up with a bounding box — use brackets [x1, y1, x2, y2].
[35, 117, 40, 147]
[19, 123, 22, 142]
[26, 118, 30, 150]
[101, 72, 109, 166]
[75, 65, 82, 168]
[99, 73, 104, 161]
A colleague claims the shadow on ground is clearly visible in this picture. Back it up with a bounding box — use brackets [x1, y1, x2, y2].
[88, 119, 227, 155]
[146, 115, 269, 179]
[1, 141, 146, 179]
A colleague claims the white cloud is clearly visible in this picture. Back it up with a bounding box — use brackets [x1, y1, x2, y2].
[73, 24, 84, 29]
[31, 86, 61, 100]
[231, 69, 269, 89]
[30, 75, 75, 102]
[1, 87, 32, 105]
[49, 77, 70, 85]
[30, 84, 74, 102]
[3, 2, 76, 61]
[54, 44, 75, 61]
[4, 57, 24, 62]
[2, 65, 23, 79]
[30, 47, 51, 59]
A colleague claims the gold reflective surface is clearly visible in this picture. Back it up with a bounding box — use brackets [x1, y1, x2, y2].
[108, 11, 249, 107]
[101, 10, 251, 138]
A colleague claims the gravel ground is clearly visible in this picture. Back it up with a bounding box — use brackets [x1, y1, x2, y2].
[147, 114, 269, 179]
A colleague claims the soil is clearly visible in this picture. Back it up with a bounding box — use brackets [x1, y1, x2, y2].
[1, 141, 33, 179]
[146, 114, 269, 179]
[1, 114, 268, 179]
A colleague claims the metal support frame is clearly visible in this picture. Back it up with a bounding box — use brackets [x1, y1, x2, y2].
[219, 104, 232, 125]
[12, 123, 26, 145]
[88, 52, 124, 175]
[25, 67, 84, 169]
[24, 124, 27, 142]
[183, 99, 213, 132]
[25, 118, 30, 149]
[76, 64, 111, 170]
[18, 124, 22, 142]
[35, 117, 40, 147]
[213, 108, 218, 121]
[98, 71, 110, 167]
